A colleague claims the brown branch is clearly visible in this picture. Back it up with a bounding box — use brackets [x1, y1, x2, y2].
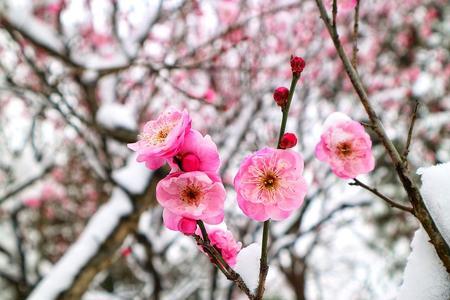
[350, 179, 413, 213]
[332, 0, 338, 28]
[193, 231, 254, 299]
[314, 0, 450, 273]
[32, 169, 165, 300]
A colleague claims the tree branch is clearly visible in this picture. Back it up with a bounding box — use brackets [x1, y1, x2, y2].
[350, 179, 413, 213]
[193, 224, 254, 300]
[352, 0, 360, 68]
[313, 0, 450, 272]
[402, 100, 419, 160]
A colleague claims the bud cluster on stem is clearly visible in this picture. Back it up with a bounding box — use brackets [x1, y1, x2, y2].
[255, 55, 306, 300]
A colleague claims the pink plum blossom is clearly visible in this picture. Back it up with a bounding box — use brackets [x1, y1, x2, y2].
[315, 112, 375, 179]
[128, 108, 191, 169]
[162, 209, 197, 235]
[156, 171, 225, 225]
[197, 227, 242, 266]
[168, 129, 220, 173]
[234, 148, 308, 221]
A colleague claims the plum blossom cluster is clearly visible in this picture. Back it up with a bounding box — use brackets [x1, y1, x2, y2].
[128, 108, 227, 234]
[128, 108, 242, 264]
[129, 56, 375, 276]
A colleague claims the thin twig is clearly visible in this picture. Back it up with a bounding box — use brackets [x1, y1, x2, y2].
[0, 164, 54, 204]
[301, 201, 371, 235]
[350, 179, 413, 213]
[195, 221, 255, 299]
[332, 0, 338, 29]
[193, 233, 254, 299]
[352, 0, 360, 68]
[402, 100, 419, 160]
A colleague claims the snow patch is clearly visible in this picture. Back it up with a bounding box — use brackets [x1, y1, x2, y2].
[112, 155, 152, 194]
[412, 72, 433, 97]
[397, 228, 450, 300]
[234, 243, 261, 292]
[96, 103, 137, 131]
[5, 0, 65, 53]
[417, 162, 450, 242]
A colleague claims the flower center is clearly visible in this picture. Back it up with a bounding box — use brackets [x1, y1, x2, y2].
[180, 184, 202, 206]
[140, 124, 174, 146]
[259, 172, 280, 191]
[156, 128, 169, 141]
[336, 141, 353, 159]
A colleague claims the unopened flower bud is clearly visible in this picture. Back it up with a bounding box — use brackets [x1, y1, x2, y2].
[290, 56, 306, 76]
[279, 133, 298, 149]
[181, 153, 201, 172]
[121, 247, 132, 257]
[178, 218, 197, 235]
[273, 87, 289, 107]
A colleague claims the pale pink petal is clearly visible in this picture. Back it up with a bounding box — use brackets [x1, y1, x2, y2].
[315, 113, 375, 179]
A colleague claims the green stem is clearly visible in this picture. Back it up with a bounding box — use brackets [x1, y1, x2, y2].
[277, 74, 300, 147]
[260, 220, 270, 267]
[197, 220, 210, 244]
[256, 73, 301, 299]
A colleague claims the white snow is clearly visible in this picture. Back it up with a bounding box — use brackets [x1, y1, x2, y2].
[397, 228, 450, 300]
[5, 0, 65, 53]
[397, 162, 450, 300]
[96, 103, 137, 131]
[112, 155, 152, 194]
[417, 162, 450, 242]
[27, 188, 133, 300]
[412, 72, 433, 97]
[234, 243, 261, 292]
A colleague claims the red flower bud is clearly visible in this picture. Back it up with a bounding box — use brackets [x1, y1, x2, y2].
[290, 56, 306, 76]
[273, 87, 289, 107]
[178, 218, 197, 235]
[181, 153, 201, 172]
[279, 133, 298, 149]
[121, 247, 132, 257]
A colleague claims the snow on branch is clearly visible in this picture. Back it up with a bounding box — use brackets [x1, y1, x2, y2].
[2, 1, 65, 54]
[397, 162, 450, 300]
[27, 160, 155, 300]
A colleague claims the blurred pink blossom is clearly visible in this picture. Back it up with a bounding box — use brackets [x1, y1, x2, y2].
[23, 197, 41, 209]
[326, 0, 357, 11]
[315, 112, 375, 179]
[203, 88, 217, 103]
